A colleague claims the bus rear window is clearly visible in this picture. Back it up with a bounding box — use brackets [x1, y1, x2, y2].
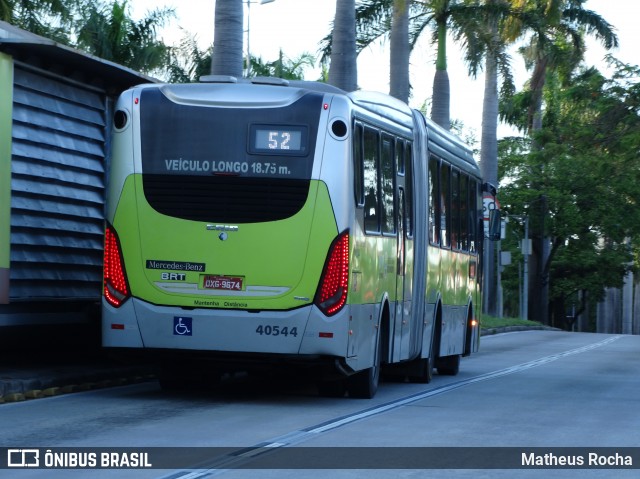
[138, 88, 322, 223]
[139, 89, 321, 180]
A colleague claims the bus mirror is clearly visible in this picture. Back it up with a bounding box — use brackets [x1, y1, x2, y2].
[482, 182, 497, 196]
[489, 209, 501, 241]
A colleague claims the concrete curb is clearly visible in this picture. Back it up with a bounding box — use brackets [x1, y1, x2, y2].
[0, 362, 155, 404]
[481, 325, 562, 336]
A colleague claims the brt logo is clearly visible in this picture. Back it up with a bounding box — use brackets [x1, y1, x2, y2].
[161, 272, 186, 281]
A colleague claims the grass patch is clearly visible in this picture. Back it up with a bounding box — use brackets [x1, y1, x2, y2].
[481, 315, 544, 330]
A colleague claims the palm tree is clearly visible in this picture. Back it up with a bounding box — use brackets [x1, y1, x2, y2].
[389, 0, 410, 102]
[166, 31, 212, 83]
[250, 50, 316, 80]
[210, 0, 244, 77]
[429, 0, 453, 129]
[506, 0, 618, 324]
[430, 0, 508, 131]
[75, 1, 174, 74]
[347, 0, 495, 130]
[479, 0, 513, 187]
[328, 0, 357, 91]
[513, 0, 618, 134]
[478, 0, 512, 316]
[1, 0, 73, 43]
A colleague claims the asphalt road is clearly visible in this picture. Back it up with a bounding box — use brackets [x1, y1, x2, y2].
[1, 330, 638, 479]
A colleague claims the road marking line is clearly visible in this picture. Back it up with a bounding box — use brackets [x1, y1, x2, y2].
[159, 335, 621, 478]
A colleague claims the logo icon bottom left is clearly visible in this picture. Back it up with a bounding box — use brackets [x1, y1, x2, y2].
[8, 449, 40, 468]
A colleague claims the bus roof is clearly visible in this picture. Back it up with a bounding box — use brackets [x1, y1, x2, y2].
[134, 78, 478, 176]
[348, 90, 414, 130]
[416, 111, 479, 174]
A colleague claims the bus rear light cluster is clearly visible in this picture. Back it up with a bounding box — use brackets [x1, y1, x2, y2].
[103, 224, 130, 308]
[315, 231, 349, 316]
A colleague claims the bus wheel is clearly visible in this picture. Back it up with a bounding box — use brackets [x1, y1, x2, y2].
[347, 334, 381, 399]
[436, 354, 460, 376]
[408, 356, 433, 384]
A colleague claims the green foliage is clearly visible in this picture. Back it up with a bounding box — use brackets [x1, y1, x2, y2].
[498, 59, 640, 328]
[3, 0, 175, 75]
[5, 0, 318, 83]
[481, 314, 543, 330]
[1, 0, 75, 43]
[249, 50, 316, 81]
[165, 31, 211, 83]
[319, 1, 516, 90]
[506, 0, 618, 133]
[74, 0, 174, 75]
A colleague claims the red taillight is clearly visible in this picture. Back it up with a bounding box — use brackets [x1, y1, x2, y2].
[103, 225, 130, 308]
[315, 231, 349, 316]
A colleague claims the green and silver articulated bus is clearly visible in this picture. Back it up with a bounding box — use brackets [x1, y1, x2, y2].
[102, 77, 493, 399]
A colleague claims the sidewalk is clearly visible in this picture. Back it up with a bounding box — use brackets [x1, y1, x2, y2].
[0, 350, 155, 403]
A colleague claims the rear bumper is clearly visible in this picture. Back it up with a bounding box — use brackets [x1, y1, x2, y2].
[102, 297, 351, 358]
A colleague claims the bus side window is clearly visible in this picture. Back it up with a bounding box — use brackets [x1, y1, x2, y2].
[353, 122, 364, 206]
[451, 169, 460, 250]
[440, 162, 450, 249]
[396, 139, 405, 176]
[363, 127, 380, 233]
[428, 156, 439, 245]
[469, 179, 479, 253]
[381, 134, 396, 235]
[405, 142, 413, 238]
[460, 173, 469, 251]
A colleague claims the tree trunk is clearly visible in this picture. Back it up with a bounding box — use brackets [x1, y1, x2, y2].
[211, 0, 244, 77]
[328, 0, 357, 92]
[480, 38, 498, 186]
[389, 0, 409, 103]
[431, 21, 450, 130]
[551, 296, 566, 330]
[528, 57, 548, 135]
[479, 35, 500, 317]
[527, 58, 550, 325]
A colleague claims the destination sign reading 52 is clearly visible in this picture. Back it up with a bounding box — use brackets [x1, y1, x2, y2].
[249, 124, 307, 155]
[255, 129, 302, 151]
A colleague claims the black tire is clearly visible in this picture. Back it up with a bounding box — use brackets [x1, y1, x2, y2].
[408, 356, 433, 384]
[347, 332, 382, 399]
[436, 354, 460, 376]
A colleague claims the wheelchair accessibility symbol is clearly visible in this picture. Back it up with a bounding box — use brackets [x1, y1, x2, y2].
[173, 317, 192, 336]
